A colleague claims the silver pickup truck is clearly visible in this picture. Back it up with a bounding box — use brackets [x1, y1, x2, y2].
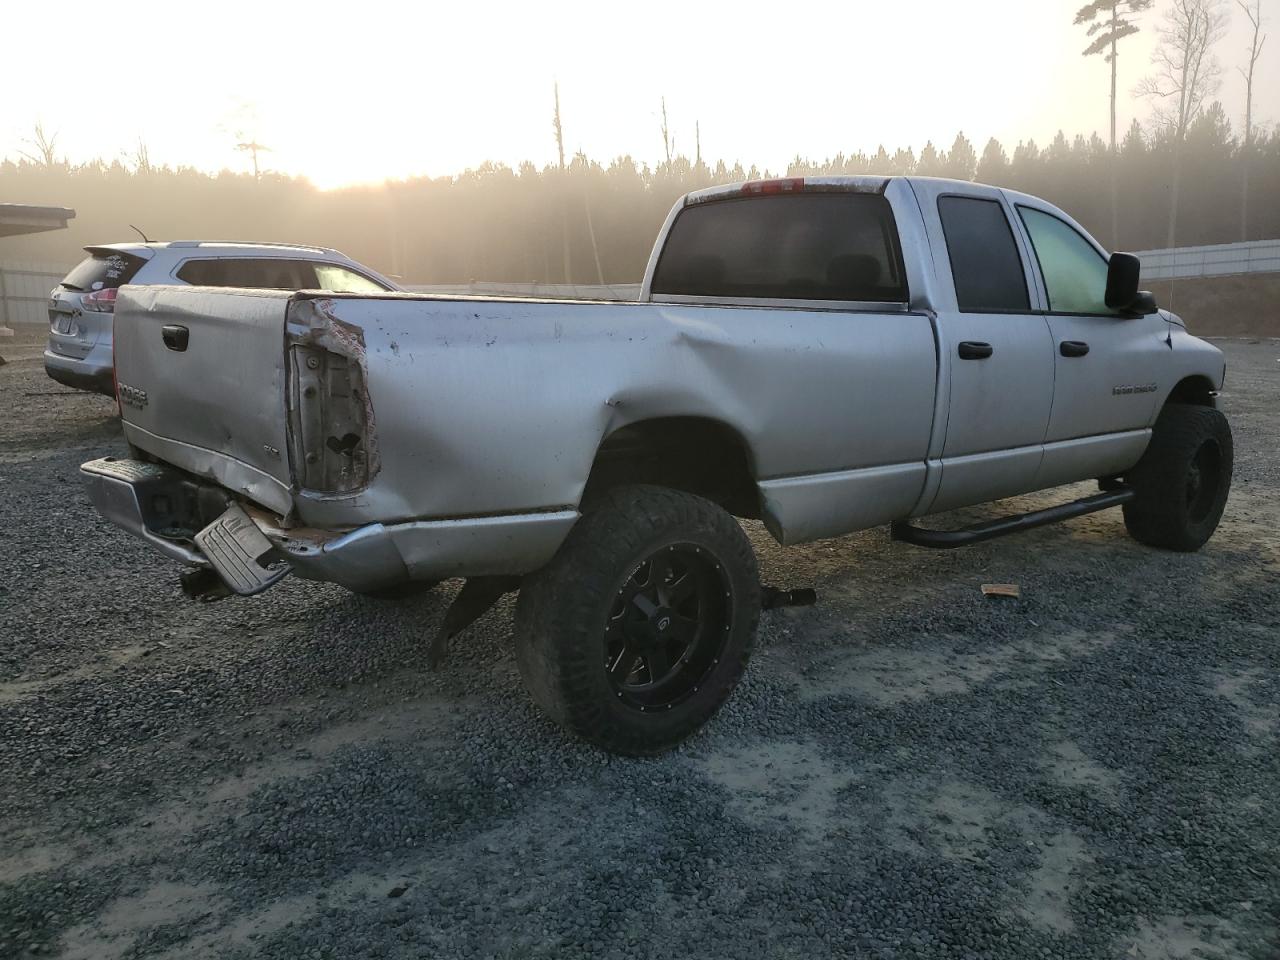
[82, 176, 1232, 755]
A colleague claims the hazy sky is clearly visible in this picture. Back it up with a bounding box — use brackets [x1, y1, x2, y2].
[3, 0, 1276, 189]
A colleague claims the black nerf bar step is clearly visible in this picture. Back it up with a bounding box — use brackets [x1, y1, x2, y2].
[891, 488, 1136, 550]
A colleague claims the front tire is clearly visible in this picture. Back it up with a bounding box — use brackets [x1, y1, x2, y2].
[1123, 404, 1233, 551]
[515, 485, 760, 756]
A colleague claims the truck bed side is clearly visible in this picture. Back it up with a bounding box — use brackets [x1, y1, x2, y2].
[114, 288, 939, 556]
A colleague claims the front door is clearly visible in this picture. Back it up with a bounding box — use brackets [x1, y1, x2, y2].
[1013, 203, 1165, 487]
[917, 186, 1056, 514]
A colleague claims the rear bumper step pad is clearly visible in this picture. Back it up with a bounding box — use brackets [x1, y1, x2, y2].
[194, 503, 290, 595]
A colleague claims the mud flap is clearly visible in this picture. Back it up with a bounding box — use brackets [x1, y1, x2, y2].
[428, 576, 521, 669]
[194, 503, 291, 596]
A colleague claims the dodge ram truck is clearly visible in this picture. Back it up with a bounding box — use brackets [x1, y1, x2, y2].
[81, 176, 1233, 755]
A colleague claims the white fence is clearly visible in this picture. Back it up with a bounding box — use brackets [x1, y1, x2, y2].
[1132, 239, 1280, 281]
[0, 260, 67, 329]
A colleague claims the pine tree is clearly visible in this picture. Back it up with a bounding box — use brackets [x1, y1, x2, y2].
[976, 138, 1010, 184]
[944, 132, 978, 181]
[1076, 0, 1154, 244]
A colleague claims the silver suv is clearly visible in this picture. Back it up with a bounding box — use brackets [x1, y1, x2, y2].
[45, 241, 398, 394]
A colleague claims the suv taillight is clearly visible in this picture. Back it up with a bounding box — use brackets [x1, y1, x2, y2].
[81, 287, 118, 312]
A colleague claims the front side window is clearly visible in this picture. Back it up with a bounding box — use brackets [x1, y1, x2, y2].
[313, 263, 388, 293]
[1018, 207, 1117, 315]
[937, 196, 1029, 312]
[650, 193, 907, 302]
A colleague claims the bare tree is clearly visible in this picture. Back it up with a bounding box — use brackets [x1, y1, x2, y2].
[659, 97, 672, 165]
[552, 81, 566, 171]
[1237, 0, 1267, 239]
[552, 82, 571, 283]
[220, 100, 270, 180]
[576, 151, 605, 284]
[17, 123, 60, 167]
[1136, 0, 1230, 245]
[126, 138, 153, 175]
[235, 139, 271, 180]
[1075, 0, 1154, 245]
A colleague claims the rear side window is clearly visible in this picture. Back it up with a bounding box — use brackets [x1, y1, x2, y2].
[650, 193, 907, 302]
[61, 251, 145, 291]
[176, 258, 319, 289]
[937, 196, 1029, 312]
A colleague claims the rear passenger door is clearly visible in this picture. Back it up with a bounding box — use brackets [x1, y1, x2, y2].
[913, 183, 1056, 514]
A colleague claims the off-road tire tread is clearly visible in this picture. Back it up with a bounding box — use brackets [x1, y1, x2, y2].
[515, 485, 759, 756]
[1123, 403, 1232, 552]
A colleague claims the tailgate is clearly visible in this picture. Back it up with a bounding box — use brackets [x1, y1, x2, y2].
[113, 286, 295, 514]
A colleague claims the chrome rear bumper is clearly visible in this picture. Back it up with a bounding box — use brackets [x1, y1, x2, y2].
[81, 458, 210, 566]
[81, 457, 578, 595]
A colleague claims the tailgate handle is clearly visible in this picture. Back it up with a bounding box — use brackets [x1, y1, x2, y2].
[161, 325, 189, 352]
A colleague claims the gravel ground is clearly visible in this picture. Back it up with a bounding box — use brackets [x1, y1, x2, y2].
[1, 325, 1278, 960]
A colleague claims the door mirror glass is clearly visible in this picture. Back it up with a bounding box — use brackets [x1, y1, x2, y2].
[1105, 252, 1142, 309]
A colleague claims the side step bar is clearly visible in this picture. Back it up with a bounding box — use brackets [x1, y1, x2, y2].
[891, 488, 1136, 550]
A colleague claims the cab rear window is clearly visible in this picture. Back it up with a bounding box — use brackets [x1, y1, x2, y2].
[650, 193, 907, 303]
[60, 251, 146, 291]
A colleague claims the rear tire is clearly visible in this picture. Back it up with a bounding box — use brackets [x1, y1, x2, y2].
[515, 485, 760, 756]
[1123, 404, 1232, 552]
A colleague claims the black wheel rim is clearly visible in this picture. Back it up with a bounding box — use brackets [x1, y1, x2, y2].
[1185, 440, 1222, 524]
[604, 543, 732, 712]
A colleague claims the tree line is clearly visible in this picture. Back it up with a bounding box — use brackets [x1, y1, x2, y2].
[3, 0, 1273, 283]
[2, 109, 1276, 285]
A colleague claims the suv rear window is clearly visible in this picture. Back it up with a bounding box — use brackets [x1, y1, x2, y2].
[650, 193, 907, 302]
[61, 251, 146, 291]
[176, 258, 319, 289]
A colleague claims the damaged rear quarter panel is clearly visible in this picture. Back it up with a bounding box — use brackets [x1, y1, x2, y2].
[288, 294, 938, 538]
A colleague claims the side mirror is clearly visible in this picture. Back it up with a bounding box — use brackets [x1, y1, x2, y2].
[1105, 252, 1141, 309]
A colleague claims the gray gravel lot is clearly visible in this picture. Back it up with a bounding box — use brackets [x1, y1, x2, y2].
[1, 326, 1277, 959]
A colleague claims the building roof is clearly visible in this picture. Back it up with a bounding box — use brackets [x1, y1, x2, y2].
[0, 203, 76, 238]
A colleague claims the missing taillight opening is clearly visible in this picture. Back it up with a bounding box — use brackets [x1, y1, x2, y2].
[288, 344, 373, 493]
